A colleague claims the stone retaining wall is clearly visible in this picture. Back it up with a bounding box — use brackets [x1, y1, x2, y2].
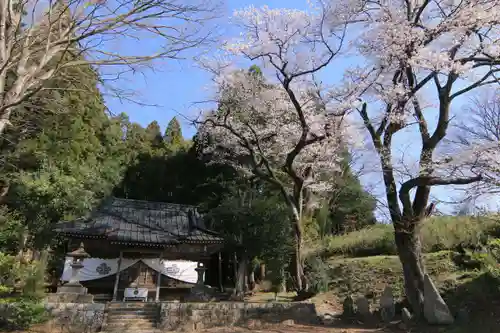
[0, 302, 104, 332]
[158, 302, 318, 331]
[45, 302, 105, 332]
[2, 301, 317, 332]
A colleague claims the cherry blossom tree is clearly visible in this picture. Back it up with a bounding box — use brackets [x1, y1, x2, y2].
[340, 0, 500, 319]
[0, 0, 217, 135]
[198, 5, 362, 292]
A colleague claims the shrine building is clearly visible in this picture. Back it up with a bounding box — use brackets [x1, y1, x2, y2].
[54, 197, 224, 302]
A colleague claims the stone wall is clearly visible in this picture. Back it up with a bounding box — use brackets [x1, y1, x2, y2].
[45, 302, 106, 332]
[0, 302, 104, 332]
[158, 302, 318, 331]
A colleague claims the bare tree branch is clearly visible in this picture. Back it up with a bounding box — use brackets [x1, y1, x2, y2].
[0, 0, 220, 135]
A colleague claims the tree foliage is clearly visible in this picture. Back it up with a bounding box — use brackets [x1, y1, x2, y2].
[325, 151, 377, 235]
[199, 64, 352, 291]
[206, 181, 293, 294]
[164, 117, 187, 152]
[0, 60, 130, 249]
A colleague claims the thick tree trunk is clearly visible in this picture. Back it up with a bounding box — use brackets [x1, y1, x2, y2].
[259, 263, 266, 281]
[233, 252, 238, 291]
[248, 266, 255, 291]
[283, 197, 307, 293]
[394, 227, 426, 318]
[292, 228, 308, 293]
[234, 253, 248, 297]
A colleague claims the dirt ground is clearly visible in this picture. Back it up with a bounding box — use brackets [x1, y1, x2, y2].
[15, 323, 394, 333]
[198, 321, 401, 333]
[14, 317, 500, 333]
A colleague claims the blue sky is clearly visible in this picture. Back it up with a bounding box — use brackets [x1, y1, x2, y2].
[102, 0, 499, 218]
[103, 0, 310, 137]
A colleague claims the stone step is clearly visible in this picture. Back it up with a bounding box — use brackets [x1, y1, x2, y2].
[108, 302, 156, 308]
[105, 328, 157, 332]
[108, 315, 156, 319]
[107, 313, 157, 317]
[107, 308, 157, 312]
[107, 320, 156, 324]
[106, 322, 156, 329]
[107, 305, 156, 309]
[106, 320, 156, 324]
[107, 316, 157, 322]
[106, 313, 156, 318]
[105, 322, 157, 328]
[105, 325, 157, 331]
[107, 308, 158, 312]
[108, 309, 158, 314]
[108, 306, 157, 310]
[106, 322, 156, 327]
[103, 330, 159, 333]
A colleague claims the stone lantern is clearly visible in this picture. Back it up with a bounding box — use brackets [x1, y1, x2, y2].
[186, 262, 211, 302]
[67, 242, 90, 286]
[56, 242, 93, 300]
[195, 262, 207, 286]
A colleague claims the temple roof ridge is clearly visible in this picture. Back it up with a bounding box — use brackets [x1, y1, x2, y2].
[54, 197, 223, 246]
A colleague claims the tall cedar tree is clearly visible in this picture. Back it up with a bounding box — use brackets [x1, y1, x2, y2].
[164, 117, 185, 151]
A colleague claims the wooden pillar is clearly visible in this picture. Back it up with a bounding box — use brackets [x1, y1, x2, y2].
[155, 253, 162, 302]
[218, 252, 224, 292]
[112, 251, 123, 302]
[233, 252, 238, 287]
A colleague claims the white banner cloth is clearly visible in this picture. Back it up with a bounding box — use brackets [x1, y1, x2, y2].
[61, 257, 138, 282]
[142, 259, 199, 284]
[61, 257, 200, 284]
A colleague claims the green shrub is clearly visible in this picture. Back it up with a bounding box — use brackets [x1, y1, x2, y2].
[0, 300, 48, 330]
[0, 297, 19, 304]
[0, 251, 49, 298]
[420, 215, 499, 253]
[22, 258, 47, 298]
[0, 206, 25, 254]
[485, 239, 500, 282]
[304, 256, 330, 294]
[0, 285, 13, 295]
[451, 249, 490, 270]
[487, 238, 500, 261]
[0, 252, 19, 288]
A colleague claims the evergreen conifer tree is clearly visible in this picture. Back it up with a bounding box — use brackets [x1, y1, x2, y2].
[164, 117, 184, 152]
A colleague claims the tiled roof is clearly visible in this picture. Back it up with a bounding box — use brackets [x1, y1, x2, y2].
[54, 197, 223, 245]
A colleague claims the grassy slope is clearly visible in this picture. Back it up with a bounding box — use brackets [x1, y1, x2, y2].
[325, 251, 500, 332]
[322, 215, 500, 258]
[328, 251, 460, 301]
